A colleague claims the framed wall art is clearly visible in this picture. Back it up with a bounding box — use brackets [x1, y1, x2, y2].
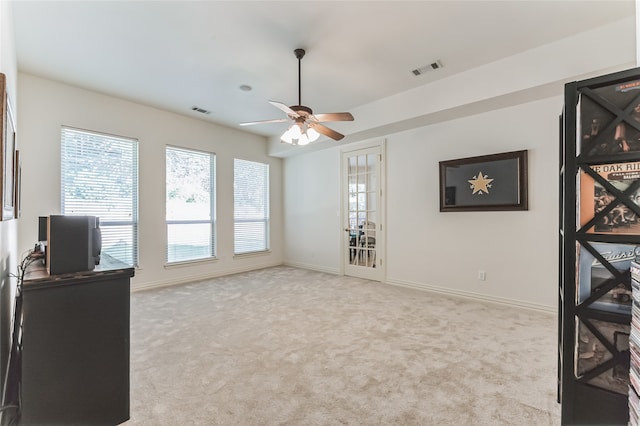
[14, 150, 21, 219]
[439, 150, 528, 212]
[0, 73, 16, 221]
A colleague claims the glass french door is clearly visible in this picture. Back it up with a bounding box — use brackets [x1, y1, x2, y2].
[343, 146, 384, 281]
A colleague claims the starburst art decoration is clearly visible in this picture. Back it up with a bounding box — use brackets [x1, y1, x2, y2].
[468, 172, 494, 195]
[439, 150, 527, 211]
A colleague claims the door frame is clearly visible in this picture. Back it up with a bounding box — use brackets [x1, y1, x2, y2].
[340, 138, 386, 282]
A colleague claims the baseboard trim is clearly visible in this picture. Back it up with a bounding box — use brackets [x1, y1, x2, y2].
[131, 261, 283, 292]
[283, 260, 341, 276]
[386, 277, 556, 314]
[131, 262, 555, 314]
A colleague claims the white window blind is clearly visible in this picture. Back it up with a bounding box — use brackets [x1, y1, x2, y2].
[234, 159, 269, 254]
[61, 127, 139, 266]
[166, 146, 216, 263]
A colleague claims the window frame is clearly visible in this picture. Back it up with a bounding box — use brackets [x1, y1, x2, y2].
[60, 126, 139, 267]
[165, 145, 217, 265]
[233, 158, 270, 256]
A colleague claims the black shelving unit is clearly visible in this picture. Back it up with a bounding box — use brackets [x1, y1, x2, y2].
[560, 67, 640, 425]
[629, 260, 640, 424]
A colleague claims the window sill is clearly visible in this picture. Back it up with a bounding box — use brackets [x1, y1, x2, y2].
[233, 250, 271, 260]
[164, 257, 218, 269]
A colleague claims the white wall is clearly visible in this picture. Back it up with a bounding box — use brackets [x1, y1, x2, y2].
[0, 0, 18, 396]
[17, 74, 283, 290]
[283, 95, 559, 311]
[283, 148, 341, 273]
[384, 97, 559, 310]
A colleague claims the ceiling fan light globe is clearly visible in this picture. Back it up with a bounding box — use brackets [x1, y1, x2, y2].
[298, 134, 311, 146]
[307, 127, 320, 142]
[290, 123, 302, 139]
[281, 127, 295, 144]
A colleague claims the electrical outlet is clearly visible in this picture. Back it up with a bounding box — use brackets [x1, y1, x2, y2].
[478, 270, 486, 281]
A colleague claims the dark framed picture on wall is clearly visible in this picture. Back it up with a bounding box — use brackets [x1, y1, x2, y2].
[439, 150, 528, 212]
[14, 150, 21, 219]
[0, 73, 16, 221]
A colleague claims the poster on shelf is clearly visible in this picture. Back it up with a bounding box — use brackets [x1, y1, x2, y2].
[579, 161, 640, 234]
[633, 261, 640, 287]
[579, 78, 640, 157]
[631, 340, 640, 371]
[630, 387, 640, 426]
[577, 242, 636, 313]
[631, 340, 640, 372]
[633, 303, 640, 335]
[575, 318, 630, 395]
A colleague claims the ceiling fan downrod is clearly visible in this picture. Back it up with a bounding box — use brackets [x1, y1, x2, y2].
[294, 48, 305, 108]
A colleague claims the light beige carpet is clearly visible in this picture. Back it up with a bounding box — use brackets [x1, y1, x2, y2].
[125, 266, 560, 425]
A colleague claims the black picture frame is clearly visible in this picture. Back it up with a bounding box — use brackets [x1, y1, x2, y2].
[14, 150, 21, 219]
[0, 73, 16, 221]
[439, 150, 528, 212]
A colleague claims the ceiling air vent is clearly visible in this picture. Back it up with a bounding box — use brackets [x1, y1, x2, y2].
[412, 60, 443, 76]
[191, 106, 211, 115]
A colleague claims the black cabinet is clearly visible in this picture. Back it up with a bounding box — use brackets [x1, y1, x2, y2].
[560, 67, 640, 425]
[20, 255, 134, 425]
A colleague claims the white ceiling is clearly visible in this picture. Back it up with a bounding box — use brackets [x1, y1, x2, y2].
[10, 0, 636, 139]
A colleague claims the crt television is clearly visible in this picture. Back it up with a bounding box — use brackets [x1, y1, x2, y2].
[43, 215, 102, 275]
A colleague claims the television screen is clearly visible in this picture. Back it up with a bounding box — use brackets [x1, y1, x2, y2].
[38, 216, 47, 242]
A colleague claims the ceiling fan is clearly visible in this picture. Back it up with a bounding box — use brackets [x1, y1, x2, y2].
[240, 48, 354, 145]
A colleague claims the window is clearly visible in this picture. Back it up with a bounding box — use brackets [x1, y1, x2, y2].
[61, 127, 139, 266]
[166, 146, 216, 263]
[234, 159, 269, 254]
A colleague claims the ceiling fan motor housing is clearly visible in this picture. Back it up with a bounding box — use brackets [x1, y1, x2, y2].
[290, 105, 313, 116]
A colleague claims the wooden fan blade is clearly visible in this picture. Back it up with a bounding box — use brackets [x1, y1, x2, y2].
[239, 118, 289, 126]
[269, 101, 299, 117]
[311, 112, 354, 122]
[310, 123, 344, 141]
